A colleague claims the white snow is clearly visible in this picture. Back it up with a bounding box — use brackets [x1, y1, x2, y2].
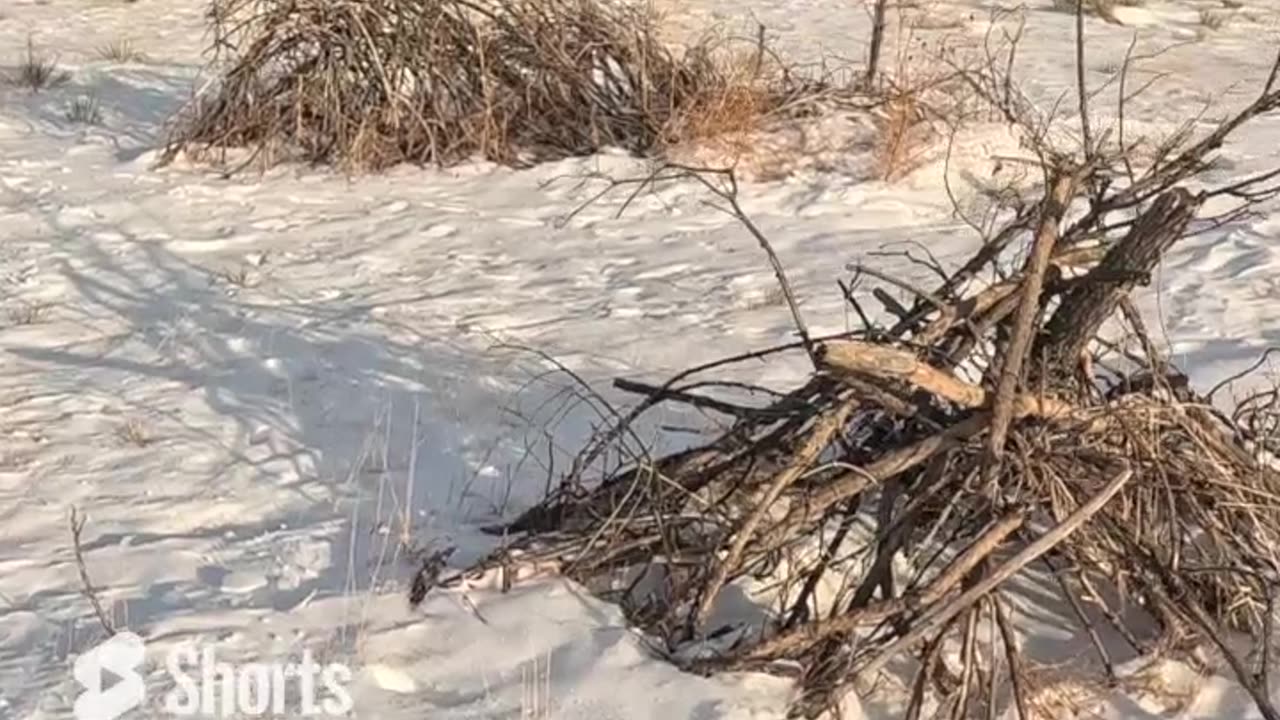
[1, 0, 1280, 717]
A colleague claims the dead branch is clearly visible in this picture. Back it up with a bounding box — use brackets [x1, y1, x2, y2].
[69, 507, 116, 637]
[985, 172, 1076, 474]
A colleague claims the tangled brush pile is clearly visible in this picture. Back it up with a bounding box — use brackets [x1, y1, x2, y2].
[163, 0, 843, 171]
[422, 46, 1280, 719]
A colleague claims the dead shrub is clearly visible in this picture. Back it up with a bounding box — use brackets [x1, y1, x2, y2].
[426, 29, 1280, 719]
[8, 37, 70, 92]
[657, 40, 821, 168]
[665, 50, 771, 145]
[66, 95, 103, 125]
[873, 90, 931, 180]
[163, 0, 837, 172]
[95, 38, 148, 63]
[117, 418, 152, 447]
[865, 4, 955, 183]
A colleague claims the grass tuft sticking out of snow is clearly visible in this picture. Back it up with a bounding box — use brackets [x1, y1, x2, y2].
[7, 37, 70, 92]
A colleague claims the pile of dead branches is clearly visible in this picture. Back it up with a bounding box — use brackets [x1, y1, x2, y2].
[161, 0, 845, 171]
[428, 41, 1280, 719]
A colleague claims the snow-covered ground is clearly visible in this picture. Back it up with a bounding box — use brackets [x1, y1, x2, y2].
[2, 0, 1280, 718]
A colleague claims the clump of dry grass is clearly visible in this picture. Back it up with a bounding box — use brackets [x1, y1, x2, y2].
[864, 3, 953, 183]
[214, 264, 254, 288]
[8, 38, 70, 92]
[658, 41, 830, 172]
[66, 95, 103, 125]
[117, 418, 152, 447]
[163, 0, 840, 172]
[873, 90, 932, 180]
[662, 49, 773, 149]
[95, 38, 147, 63]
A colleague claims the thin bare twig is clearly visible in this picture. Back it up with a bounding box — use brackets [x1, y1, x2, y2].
[69, 507, 116, 637]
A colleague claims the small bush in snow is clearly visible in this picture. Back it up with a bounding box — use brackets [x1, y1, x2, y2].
[96, 38, 147, 63]
[215, 264, 254, 288]
[117, 419, 152, 447]
[8, 38, 70, 92]
[873, 91, 930, 181]
[66, 95, 103, 125]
